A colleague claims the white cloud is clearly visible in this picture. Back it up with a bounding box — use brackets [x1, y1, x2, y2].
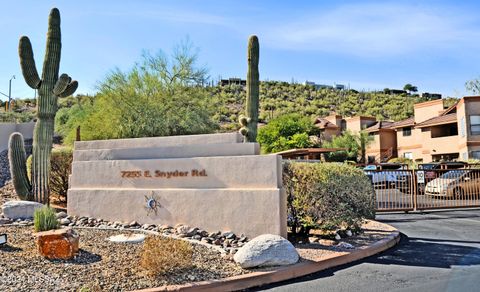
[260, 3, 480, 57]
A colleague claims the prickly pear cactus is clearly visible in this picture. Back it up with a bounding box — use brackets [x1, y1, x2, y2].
[9, 8, 78, 204]
[239, 35, 260, 143]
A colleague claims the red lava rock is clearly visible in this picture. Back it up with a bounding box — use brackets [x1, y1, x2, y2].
[35, 228, 79, 260]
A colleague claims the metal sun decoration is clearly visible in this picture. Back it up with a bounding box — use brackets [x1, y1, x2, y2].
[144, 192, 161, 216]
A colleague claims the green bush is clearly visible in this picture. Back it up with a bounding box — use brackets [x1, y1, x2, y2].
[257, 113, 319, 153]
[34, 206, 59, 232]
[283, 162, 375, 236]
[388, 157, 416, 169]
[27, 148, 73, 203]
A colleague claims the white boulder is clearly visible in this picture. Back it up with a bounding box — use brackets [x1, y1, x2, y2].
[233, 234, 299, 268]
[108, 233, 146, 243]
[2, 201, 44, 220]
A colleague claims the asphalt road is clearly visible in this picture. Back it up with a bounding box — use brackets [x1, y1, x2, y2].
[250, 209, 480, 292]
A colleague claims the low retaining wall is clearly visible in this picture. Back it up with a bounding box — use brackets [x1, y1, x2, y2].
[0, 122, 35, 151]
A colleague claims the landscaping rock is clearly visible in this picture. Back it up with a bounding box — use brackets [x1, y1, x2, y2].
[335, 242, 355, 250]
[2, 201, 44, 220]
[233, 234, 299, 268]
[318, 239, 337, 246]
[108, 233, 145, 243]
[56, 211, 68, 219]
[0, 217, 12, 225]
[59, 218, 71, 225]
[35, 228, 79, 260]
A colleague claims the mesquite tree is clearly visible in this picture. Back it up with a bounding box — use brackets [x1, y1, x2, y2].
[9, 8, 78, 204]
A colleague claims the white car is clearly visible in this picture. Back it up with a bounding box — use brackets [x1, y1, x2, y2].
[424, 170, 479, 198]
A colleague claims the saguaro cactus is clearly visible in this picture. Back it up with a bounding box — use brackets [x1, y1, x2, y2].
[9, 8, 78, 204]
[239, 35, 260, 143]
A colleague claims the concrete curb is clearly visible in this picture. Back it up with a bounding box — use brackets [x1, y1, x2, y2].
[132, 221, 400, 292]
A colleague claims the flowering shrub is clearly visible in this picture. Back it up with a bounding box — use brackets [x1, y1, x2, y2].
[283, 162, 375, 235]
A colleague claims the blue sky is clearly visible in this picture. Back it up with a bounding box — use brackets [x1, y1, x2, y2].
[1, 0, 480, 101]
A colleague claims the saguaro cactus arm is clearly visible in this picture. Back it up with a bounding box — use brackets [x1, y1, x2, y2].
[240, 35, 260, 143]
[53, 73, 70, 95]
[53, 73, 78, 97]
[58, 80, 78, 97]
[19, 36, 41, 89]
[41, 7, 61, 85]
[8, 133, 32, 200]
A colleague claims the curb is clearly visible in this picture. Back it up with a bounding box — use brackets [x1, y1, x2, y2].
[132, 221, 400, 292]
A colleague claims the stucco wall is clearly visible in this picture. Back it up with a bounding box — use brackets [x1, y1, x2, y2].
[0, 122, 35, 151]
[413, 99, 444, 124]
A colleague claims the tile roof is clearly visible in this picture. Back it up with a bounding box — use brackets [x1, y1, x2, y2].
[389, 117, 415, 129]
[441, 100, 459, 116]
[415, 113, 457, 128]
[364, 121, 395, 132]
[314, 118, 339, 129]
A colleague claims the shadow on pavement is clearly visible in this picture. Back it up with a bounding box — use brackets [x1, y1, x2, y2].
[378, 211, 480, 224]
[370, 234, 480, 268]
[247, 233, 480, 291]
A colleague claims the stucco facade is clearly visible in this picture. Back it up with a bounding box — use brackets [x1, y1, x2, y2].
[316, 96, 480, 163]
[374, 96, 480, 163]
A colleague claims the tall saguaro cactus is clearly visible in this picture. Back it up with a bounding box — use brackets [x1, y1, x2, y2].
[239, 35, 260, 143]
[9, 8, 78, 204]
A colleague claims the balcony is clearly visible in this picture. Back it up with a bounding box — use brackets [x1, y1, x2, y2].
[430, 123, 458, 138]
[428, 135, 460, 154]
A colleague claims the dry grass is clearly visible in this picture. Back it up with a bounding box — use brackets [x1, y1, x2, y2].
[140, 236, 193, 277]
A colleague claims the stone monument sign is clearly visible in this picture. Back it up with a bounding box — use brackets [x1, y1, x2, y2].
[67, 133, 286, 238]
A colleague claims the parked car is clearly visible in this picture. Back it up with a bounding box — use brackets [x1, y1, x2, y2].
[424, 169, 480, 198]
[395, 162, 467, 194]
[417, 162, 467, 194]
[364, 163, 409, 189]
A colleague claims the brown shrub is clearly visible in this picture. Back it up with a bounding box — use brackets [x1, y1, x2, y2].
[26, 147, 73, 203]
[140, 236, 193, 277]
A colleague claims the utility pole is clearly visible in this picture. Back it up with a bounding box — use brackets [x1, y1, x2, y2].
[8, 75, 15, 111]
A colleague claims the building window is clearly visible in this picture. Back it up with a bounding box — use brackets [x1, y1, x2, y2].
[470, 115, 480, 135]
[402, 127, 412, 136]
[460, 117, 466, 137]
[472, 151, 480, 160]
[403, 152, 413, 159]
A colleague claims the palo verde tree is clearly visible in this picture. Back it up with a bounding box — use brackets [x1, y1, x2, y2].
[9, 8, 78, 203]
[58, 39, 217, 143]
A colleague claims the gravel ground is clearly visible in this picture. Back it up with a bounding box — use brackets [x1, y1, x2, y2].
[295, 220, 394, 262]
[0, 226, 248, 292]
[0, 149, 11, 188]
[0, 181, 17, 207]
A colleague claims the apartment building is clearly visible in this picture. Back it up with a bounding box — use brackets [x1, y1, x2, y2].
[315, 96, 480, 163]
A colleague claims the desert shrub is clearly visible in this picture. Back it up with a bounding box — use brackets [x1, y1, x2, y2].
[34, 206, 59, 232]
[388, 157, 416, 169]
[283, 162, 375, 235]
[27, 148, 73, 203]
[50, 148, 73, 202]
[140, 236, 193, 277]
